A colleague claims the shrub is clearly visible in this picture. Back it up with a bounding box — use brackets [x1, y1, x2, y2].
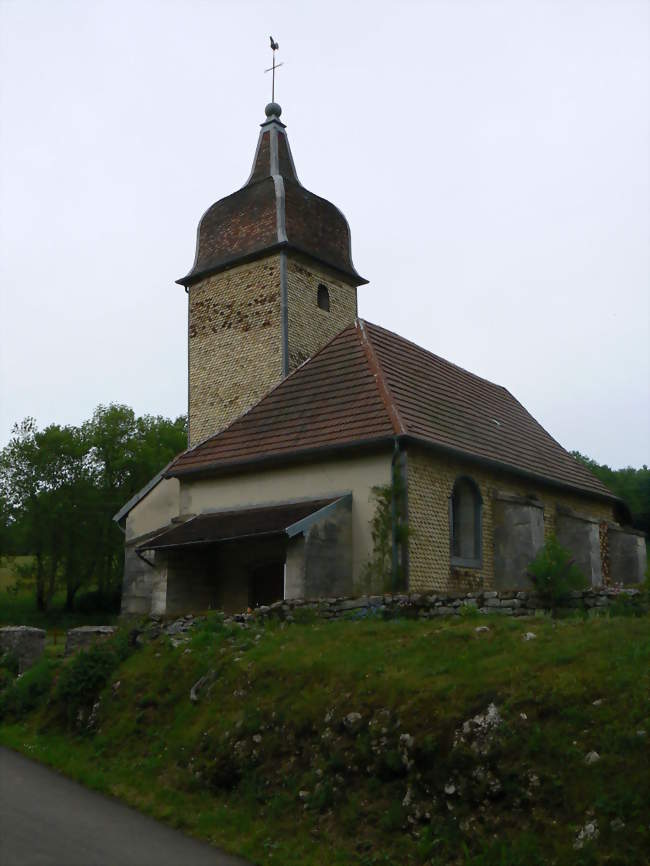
[0, 658, 56, 719]
[55, 632, 130, 723]
[0, 650, 19, 677]
[527, 536, 586, 610]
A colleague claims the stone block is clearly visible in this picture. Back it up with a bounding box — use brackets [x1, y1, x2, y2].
[556, 510, 601, 587]
[0, 626, 46, 673]
[493, 496, 544, 590]
[608, 527, 647, 585]
[65, 626, 117, 657]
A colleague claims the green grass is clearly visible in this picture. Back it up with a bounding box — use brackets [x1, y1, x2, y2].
[1, 613, 649, 865]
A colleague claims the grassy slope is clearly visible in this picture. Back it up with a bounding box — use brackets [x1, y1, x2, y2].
[1, 612, 649, 866]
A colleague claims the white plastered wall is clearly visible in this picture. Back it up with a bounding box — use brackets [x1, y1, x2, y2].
[179, 453, 392, 588]
[125, 477, 181, 542]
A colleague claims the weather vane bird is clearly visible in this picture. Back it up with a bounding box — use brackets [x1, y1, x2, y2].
[265, 36, 283, 103]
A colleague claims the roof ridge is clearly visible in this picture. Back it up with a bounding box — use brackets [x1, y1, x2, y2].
[361, 319, 509, 393]
[358, 320, 405, 435]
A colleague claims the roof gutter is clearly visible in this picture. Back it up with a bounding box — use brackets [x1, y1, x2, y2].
[167, 432, 623, 509]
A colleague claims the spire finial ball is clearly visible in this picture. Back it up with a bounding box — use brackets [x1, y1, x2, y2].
[265, 102, 282, 118]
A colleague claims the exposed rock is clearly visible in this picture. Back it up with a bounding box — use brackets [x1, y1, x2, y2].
[87, 700, 101, 730]
[454, 703, 503, 754]
[190, 670, 218, 703]
[574, 820, 599, 849]
[584, 751, 600, 765]
[610, 818, 625, 832]
[343, 712, 363, 731]
[522, 632, 537, 641]
[475, 626, 490, 634]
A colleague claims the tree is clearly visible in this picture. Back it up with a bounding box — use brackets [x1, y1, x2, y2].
[0, 406, 187, 612]
[572, 452, 650, 534]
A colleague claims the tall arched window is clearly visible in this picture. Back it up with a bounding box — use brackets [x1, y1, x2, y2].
[450, 477, 482, 566]
[317, 283, 330, 311]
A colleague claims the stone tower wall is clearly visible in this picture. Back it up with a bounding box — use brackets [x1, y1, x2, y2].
[188, 256, 282, 446]
[286, 257, 358, 371]
[187, 253, 359, 447]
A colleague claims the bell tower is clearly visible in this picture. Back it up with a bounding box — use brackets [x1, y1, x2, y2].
[177, 102, 367, 447]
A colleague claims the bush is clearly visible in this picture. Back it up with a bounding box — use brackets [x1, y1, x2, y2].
[55, 632, 130, 723]
[0, 650, 19, 677]
[0, 658, 56, 719]
[527, 536, 586, 610]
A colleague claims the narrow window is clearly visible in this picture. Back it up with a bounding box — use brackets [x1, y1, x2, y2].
[317, 284, 330, 311]
[450, 477, 482, 566]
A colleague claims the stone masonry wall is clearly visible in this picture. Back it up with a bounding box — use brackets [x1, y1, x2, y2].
[188, 256, 282, 446]
[227, 586, 645, 625]
[286, 256, 358, 371]
[0, 626, 45, 673]
[407, 449, 615, 594]
[64, 626, 117, 657]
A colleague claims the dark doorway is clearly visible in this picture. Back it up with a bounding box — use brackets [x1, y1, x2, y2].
[249, 562, 284, 608]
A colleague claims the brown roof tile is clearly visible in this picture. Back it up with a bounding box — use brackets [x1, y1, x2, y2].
[167, 320, 615, 502]
[138, 498, 337, 550]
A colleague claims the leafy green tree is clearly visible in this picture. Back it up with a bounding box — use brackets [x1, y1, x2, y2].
[572, 452, 650, 534]
[0, 406, 186, 612]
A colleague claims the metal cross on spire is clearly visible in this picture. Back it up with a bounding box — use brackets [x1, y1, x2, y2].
[265, 36, 283, 103]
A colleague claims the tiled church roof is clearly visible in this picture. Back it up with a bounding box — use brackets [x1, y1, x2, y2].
[167, 320, 615, 502]
[177, 104, 366, 287]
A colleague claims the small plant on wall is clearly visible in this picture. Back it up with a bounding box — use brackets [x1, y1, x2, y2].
[527, 535, 586, 613]
[362, 467, 410, 594]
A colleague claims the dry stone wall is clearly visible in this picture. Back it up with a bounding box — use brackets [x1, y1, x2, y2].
[230, 586, 645, 625]
[0, 626, 45, 672]
[64, 626, 117, 657]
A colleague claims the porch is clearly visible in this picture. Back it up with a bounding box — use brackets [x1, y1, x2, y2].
[135, 495, 352, 616]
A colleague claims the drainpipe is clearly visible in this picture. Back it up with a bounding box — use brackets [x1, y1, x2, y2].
[391, 437, 400, 592]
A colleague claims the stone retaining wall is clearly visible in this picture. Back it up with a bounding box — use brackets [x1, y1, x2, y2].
[0, 626, 46, 672]
[64, 625, 117, 657]
[229, 586, 645, 624]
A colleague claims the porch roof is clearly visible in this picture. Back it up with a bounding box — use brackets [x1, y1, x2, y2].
[136, 496, 345, 552]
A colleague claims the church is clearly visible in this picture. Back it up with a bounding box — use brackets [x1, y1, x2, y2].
[115, 100, 645, 616]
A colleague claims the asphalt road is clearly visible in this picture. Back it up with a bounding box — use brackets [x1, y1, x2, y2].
[0, 747, 251, 866]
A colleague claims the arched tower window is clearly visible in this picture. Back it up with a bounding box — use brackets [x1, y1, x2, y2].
[450, 477, 482, 566]
[317, 284, 330, 312]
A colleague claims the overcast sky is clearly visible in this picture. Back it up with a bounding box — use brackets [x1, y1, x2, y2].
[1, 0, 648, 468]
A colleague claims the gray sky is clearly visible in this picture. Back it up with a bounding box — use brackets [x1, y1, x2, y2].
[1, 0, 648, 468]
